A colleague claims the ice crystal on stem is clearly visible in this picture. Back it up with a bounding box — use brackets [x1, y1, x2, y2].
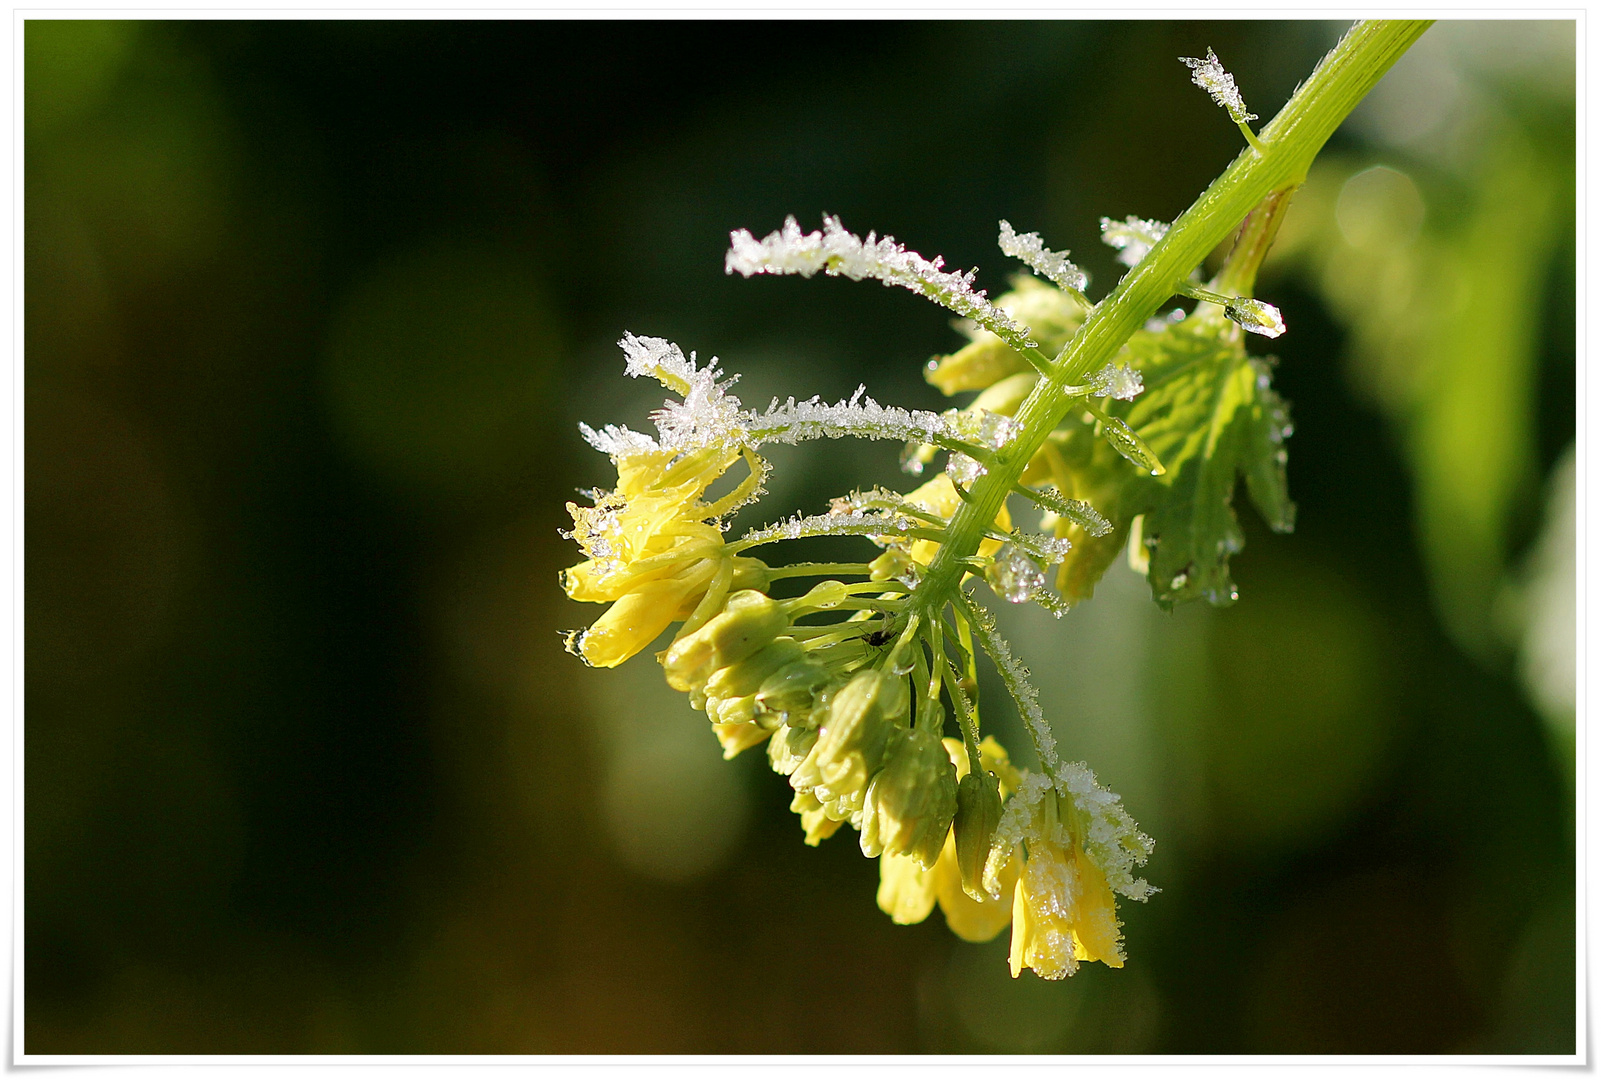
[1223, 296, 1286, 339]
[997, 220, 1088, 293]
[1099, 215, 1171, 268]
[1083, 362, 1144, 401]
[1180, 47, 1257, 125]
[726, 215, 1036, 351]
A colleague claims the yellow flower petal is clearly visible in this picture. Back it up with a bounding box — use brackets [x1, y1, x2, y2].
[877, 852, 937, 925]
[933, 832, 1015, 943]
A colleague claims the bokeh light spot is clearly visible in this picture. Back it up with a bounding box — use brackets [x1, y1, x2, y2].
[322, 243, 561, 500]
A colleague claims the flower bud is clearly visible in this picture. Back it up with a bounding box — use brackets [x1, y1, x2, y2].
[727, 556, 772, 596]
[811, 669, 908, 795]
[790, 790, 844, 846]
[755, 656, 833, 725]
[711, 694, 760, 726]
[705, 637, 804, 702]
[662, 589, 787, 693]
[862, 727, 958, 868]
[954, 768, 1003, 900]
[868, 547, 915, 582]
[767, 722, 817, 777]
[711, 719, 772, 760]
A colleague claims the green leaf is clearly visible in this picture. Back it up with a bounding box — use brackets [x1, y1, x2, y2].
[1048, 313, 1294, 608]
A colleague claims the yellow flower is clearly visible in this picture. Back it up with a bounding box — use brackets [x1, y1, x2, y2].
[563, 442, 770, 668]
[1005, 794, 1126, 980]
[570, 557, 720, 668]
[876, 829, 1018, 941]
[874, 736, 1017, 941]
[902, 473, 1011, 566]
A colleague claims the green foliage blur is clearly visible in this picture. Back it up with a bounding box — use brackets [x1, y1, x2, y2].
[25, 19, 1574, 1054]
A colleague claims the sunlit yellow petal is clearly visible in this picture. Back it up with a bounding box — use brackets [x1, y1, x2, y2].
[877, 852, 937, 925]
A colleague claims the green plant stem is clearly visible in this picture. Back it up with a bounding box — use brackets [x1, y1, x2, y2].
[912, 19, 1431, 739]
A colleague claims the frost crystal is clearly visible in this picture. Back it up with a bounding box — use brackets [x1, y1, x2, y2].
[739, 509, 922, 549]
[1100, 216, 1171, 268]
[958, 594, 1058, 775]
[1053, 759, 1156, 901]
[726, 215, 1036, 351]
[997, 220, 1088, 293]
[578, 421, 661, 458]
[987, 544, 1044, 603]
[1083, 362, 1144, 401]
[1223, 297, 1286, 339]
[615, 333, 750, 454]
[1180, 48, 1257, 126]
[946, 452, 986, 487]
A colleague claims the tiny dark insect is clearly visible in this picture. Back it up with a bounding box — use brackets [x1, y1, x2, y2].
[863, 628, 894, 647]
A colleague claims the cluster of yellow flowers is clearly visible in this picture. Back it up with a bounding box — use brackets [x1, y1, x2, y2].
[562, 314, 1153, 980]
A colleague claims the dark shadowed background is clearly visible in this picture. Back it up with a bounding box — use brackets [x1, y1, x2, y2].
[25, 19, 1575, 1054]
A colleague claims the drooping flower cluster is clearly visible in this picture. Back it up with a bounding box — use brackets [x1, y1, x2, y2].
[563, 190, 1289, 978]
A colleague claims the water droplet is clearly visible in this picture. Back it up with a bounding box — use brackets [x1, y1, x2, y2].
[890, 654, 915, 676]
[1224, 297, 1286, 339]
[900, 441, 927, 476]
[1169, 571, 1189, 591]
[1100, 416, 1165, 475]
[985, 544, 1044, 603]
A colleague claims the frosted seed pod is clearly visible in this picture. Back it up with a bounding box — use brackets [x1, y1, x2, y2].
[863, 727, 958, 869]
[997, 220, 1088, 293]
[1223, 297, 1286, 338]
[812, 669, 909, 795]
[954, 768, 1003, 900]
[1100, 216, 1170, 268]
[1180, 47, 1257, 125]
[662, 590, 788, 693]
[1083, 362, 1144, 402]
[946, 452, 986, 487]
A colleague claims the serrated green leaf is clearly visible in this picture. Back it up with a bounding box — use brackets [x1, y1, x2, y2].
[1042, 314, 1294, 608]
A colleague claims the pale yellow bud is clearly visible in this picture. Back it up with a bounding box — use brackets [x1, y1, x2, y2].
[755, 657, 833, 725]
[810, 669, 908, 795]
[860, 727, 958, 868]
[662, 589, 787, 693]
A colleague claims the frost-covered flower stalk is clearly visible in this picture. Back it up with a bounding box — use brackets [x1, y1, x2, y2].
[560, 19, 1430, 982]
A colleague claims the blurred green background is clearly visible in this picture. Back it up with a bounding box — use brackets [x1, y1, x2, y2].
[25, 19, 1575, 1054]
